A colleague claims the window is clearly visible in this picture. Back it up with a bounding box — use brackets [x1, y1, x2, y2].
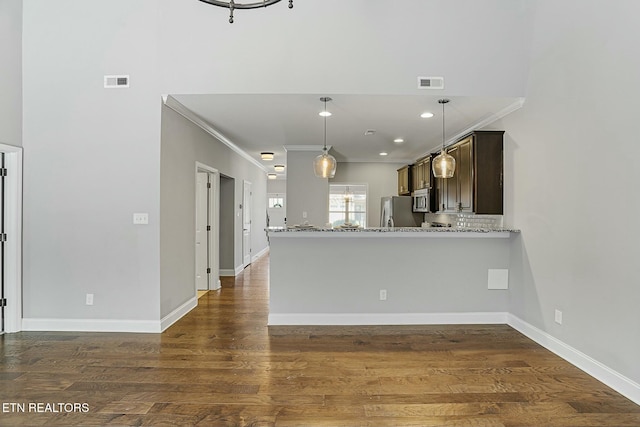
[268, 196, 284, 209]
[329, 184, 367, 227]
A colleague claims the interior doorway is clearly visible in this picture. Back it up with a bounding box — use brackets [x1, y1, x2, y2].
[219, 175, 235, 276]
[0, 143, 22, 334]
[195, 163, 220, 293]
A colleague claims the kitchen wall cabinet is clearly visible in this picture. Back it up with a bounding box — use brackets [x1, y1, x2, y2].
[397, 165, 411, 195]
[411, 156, 432, 191]
[435, 131, 504, 214]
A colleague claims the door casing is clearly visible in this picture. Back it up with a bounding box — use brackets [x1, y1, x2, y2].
[195, 162, 220, 292]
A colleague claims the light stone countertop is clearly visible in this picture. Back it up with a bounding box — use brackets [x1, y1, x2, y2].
[267, 226, 520, 237]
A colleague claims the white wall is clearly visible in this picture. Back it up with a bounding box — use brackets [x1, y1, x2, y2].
[22, 0, 162, 323]
[331, 162, 405, 227]
[500, 0, 640, 385]
[15, 1, 531, 329]
[267, 179, 286, 195]
[270, 234, 511, 320]
[157, 0, 530, 97]
[286, 150, 329, 227]
[160, 104, 269, 316]
[0, 0, 22, 146]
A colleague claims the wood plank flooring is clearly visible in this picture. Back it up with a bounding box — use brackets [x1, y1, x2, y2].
[1, 254, 639, 426]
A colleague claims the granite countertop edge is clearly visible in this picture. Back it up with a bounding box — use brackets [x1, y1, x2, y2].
[267, 227, 520, 233]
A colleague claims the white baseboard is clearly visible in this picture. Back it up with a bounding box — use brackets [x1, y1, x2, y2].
[252, 246, 269, 262]
[221, 265, 245, 276]
[507, 314, 640, 406]
[160, 296, 197, 332]
[219, 269, 236, 277]
[220, 248, 269, 277]
[21, 297, 198, 334]
[22, 317, 162, 333]
[268, 312, 509, 326]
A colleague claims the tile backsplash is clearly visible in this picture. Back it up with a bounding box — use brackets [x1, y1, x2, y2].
[423, 212, 503, 229]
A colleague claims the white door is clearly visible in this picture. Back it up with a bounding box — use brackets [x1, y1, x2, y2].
[242, 180, 252, 267]
[195, 172, 209, 290]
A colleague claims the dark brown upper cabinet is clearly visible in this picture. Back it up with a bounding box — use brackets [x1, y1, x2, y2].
[435, 131, 504, 215]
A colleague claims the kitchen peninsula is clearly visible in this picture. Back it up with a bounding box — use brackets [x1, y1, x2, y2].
[267, 227, 520, 326]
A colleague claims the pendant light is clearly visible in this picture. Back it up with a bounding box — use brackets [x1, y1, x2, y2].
[432, 99, 456, 179]
[313, 97, 337, 179]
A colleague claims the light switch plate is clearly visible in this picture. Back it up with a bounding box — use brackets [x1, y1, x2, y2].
[133, 213, 149, 224]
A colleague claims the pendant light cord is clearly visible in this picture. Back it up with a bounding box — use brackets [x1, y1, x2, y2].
[442, 100, 445, 151]
[323, 98, 327, 152]
[439, 98, 449, 152]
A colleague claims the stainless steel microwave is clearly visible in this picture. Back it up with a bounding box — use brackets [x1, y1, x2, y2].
[412, 189, 430, 212]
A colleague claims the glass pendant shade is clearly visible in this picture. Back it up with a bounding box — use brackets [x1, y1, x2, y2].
[313, 149, 337, 178]
[432, 150, 456, 178]
[432, 98, 455, 179]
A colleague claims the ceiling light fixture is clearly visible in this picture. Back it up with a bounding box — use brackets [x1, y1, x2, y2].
[379, 152, 388, 156]
[313, 97, 337, 179]
[274, 165, 285, 172]
[393, 138, 404, 144]
[432, 99, 456, 179]
[267, 173, 277, 180]
[198, 0, 293, 24]
[420, 112, 434, 119]
[261, 152, 274, 161]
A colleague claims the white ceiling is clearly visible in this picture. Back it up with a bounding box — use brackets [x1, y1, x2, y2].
[171, 94, 523, 173]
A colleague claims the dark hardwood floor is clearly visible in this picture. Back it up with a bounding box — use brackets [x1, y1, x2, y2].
[1, 254, 639, 426]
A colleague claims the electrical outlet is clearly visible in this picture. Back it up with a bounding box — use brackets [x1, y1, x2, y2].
[554, 309, 563, 325]
[379, 289, 387, 301]
[86, 293, 94, 306]
[133, 213, 149, 225]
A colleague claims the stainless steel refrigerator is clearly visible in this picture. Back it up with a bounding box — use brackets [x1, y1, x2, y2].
[380, 196, 423, 227]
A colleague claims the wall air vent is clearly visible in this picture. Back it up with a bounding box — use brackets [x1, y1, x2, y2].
[417, 76, 444, 90]
[104, 75, 130, 89]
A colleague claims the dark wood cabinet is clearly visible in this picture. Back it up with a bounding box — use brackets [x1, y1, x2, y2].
[411, 156, 431, 191]
[397, 165, 411, 195]
[435, 131, 504, 214]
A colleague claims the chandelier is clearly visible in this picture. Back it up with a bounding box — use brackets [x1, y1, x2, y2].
[198, 0, 293, 24]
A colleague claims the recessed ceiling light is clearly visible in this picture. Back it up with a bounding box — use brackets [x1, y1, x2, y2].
[379, 152, 388, 156]
[267, 173, 277, 180]
[420, 112, 434, 118]
[319, 111, 332, 117]
[394, 138, 404, 144]
[274, 165, 285, 172]
[364, 129, 376, 136]
[261, 152, 274, 161]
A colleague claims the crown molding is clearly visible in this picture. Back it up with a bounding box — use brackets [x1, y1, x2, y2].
[424, 97, 526, 155]
[163, 95, 267, 172]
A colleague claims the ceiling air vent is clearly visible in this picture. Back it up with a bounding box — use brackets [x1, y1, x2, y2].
[417, 76, 444, 90]
[104, 75, 130, 89]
